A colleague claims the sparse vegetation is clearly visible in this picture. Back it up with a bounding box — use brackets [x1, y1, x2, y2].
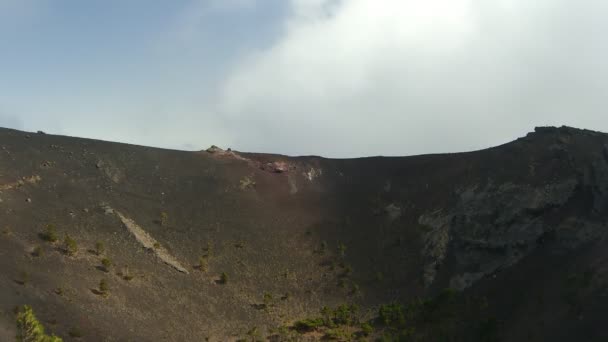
[293, 304, 359, 333]
[160, 211, 169, 226]
[101, 258, 112, 272]
[245, 327, 262, 342]
[286, 289, 499, 341]
[319, 241, 327, 254]
[337, 243, 346, 258]
[94, 241, 105, 256]
[121, 266, 134, 281]
[153, 242, 160, 249]
[41, 224, 58, 243]
[361, 322, 373, 336]
[204, 242, 213, 257]
[15, 305, 63, 342]
[98, 279, 109, 296]
[219, 272, 228, 284]
[63, 234, 77, 256]
[198, 255, 208, 272]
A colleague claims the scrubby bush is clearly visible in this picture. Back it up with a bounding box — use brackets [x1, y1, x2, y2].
[378, 303, 405, 326]
[337, 243, 347, 257]
[101, 258, 112, 270]
[204, 242, 213, 256]
[42, 224, 58, 243]
[361, 322, 373, 336]
[293, 318, 325, 332]
[219, 272, 228, 284]
[160, 212, 169, 226]
[15, 305, 63, 342]
[99, 279, 109, 295]
[63, 235, 77, 256]
[318, 241, 327, 255]
[198, 256, 208, 272]
[121, 266, 134, 281]
[94, 241, 104, 256]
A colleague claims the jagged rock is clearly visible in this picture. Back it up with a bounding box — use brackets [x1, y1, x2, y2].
[419, 179, 583, 289]
[262, 161, 289, 173]
[206, 145, 224, 154]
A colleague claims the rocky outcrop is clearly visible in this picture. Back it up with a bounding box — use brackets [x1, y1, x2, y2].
[421, 177, 607, 290]
[261, 161, 290, 173]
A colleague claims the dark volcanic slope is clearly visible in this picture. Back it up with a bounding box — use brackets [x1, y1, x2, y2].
[1, 126, 608, 341]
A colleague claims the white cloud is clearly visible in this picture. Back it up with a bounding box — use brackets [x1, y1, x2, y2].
[216, 0, 608, 157]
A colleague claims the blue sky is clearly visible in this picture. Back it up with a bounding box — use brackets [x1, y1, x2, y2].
[0, 0, 288, 149]
[2, 0, 608, 157]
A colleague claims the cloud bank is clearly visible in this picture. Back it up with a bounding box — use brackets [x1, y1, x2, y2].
[216, 0, 608, 157]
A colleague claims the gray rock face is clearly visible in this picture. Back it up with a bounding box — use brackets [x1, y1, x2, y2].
[419, 152, 608, 290]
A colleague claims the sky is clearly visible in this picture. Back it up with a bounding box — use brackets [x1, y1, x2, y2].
[1, 0, 607, 157]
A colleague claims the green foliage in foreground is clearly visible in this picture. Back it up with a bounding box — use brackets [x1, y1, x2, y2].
[290, 288, 500, 341]
[16, 305, 63, 342]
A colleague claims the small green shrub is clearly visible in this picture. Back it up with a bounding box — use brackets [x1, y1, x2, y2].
[324, 328, 352, 340]
[160, 212, 169, 226]
[361, 322, 373, 336]
[319, 241, 327, 254]
[153, 242, 160, 249]
[94, 241, 104, 256]
[121, 266, 134, 281]
[337, 243, 346, 257]
[16, 305, 63, 342]
[378, 303, 405, 327]
[198, 256, 208, 272]
[246, 326, 261, 342]
[101, 258, 112, 272]
[204, 242, 213, 256]
[219, 272, 228, 284]
[42, 224, 58, 243]
[99, 279, 109, 295]
[333, 304, 358, 325]
[263, 292, 273, 306]
[63, 235, 77, 256]
[293, 318, 325, 332]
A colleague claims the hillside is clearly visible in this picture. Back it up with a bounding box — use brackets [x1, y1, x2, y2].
[1, 126, 608, 341]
